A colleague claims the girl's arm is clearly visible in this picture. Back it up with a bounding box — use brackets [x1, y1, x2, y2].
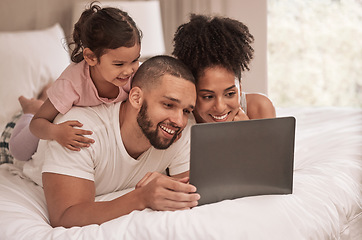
[30, 99, 94, 151]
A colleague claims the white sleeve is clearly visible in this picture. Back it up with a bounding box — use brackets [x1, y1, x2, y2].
[41, 140, 95, 181]
[41, 108, 97, 181]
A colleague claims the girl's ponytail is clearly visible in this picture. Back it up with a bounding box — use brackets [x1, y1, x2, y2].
[69, 3, 100, 63]
[68, 1, 142, 64]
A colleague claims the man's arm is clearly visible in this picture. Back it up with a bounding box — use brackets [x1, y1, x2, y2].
[172, 170, 189, 179]
[43, 172, 199, 228]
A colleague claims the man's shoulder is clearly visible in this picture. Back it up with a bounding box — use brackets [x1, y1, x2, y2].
[54, 102, 121, 125]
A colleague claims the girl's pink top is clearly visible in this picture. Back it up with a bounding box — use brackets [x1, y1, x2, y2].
[47, 60, 131, 114]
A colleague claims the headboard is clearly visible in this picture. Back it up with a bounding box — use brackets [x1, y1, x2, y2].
[0, 0, 267, 94]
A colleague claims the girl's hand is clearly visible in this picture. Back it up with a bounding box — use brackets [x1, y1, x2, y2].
[53, 120, 94, 151]
[233, 107, 249, 121]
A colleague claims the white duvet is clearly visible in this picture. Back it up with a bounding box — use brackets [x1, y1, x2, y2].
[0, 107, 361, 240]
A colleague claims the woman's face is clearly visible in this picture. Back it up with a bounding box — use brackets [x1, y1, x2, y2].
[194, 66, 241, 123]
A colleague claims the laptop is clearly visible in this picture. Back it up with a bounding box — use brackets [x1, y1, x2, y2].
[189, 117, 295, 205]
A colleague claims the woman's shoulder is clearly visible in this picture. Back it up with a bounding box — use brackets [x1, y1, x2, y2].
[245, 93, 276, 119]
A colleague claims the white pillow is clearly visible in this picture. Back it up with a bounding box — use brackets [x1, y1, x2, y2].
[0, 24, 70, 132]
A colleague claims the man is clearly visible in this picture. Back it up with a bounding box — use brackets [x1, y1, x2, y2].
[25, 55, 200, 228]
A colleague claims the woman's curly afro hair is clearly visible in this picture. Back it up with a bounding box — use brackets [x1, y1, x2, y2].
[172, 14, 254, 81]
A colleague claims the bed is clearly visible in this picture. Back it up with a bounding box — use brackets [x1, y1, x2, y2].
[0, 106, 361, 239]
[0, 18, 361, 240]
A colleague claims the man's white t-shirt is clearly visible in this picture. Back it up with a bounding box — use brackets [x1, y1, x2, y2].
[23, 102, 193, 196]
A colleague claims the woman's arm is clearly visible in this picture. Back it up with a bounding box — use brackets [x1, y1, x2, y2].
[246, 93, 276, 119]
[30, 99, 94, 151]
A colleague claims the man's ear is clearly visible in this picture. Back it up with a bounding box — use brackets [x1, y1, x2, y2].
[129, 87, 143, 109]
[83, 48, 98, 66]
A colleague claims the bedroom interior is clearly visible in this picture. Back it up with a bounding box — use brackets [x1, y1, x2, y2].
[0, 0, 361, 239]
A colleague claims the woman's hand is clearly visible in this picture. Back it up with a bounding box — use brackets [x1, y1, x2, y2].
[233, 107, 249, 121]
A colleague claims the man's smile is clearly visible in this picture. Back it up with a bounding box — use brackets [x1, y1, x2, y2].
[159, 123, 181, 138]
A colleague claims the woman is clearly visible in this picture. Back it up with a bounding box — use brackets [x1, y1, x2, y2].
[172, 14, 275, 123]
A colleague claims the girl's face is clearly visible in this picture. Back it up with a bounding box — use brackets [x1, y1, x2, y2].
[89, 43, 141, 88]
[193, 66, 241, 123]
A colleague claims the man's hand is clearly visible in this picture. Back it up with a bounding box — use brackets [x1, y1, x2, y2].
[136, 172, 189, 188]
[54, 120, 94, 151]
[136, 172, 200, 211]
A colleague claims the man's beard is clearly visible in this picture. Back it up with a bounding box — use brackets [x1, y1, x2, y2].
[137, 101, 179, 149]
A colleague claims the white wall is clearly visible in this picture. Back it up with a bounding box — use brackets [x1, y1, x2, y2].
[225, 0, 268, 94]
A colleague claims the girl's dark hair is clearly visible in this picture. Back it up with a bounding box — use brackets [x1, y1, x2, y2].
[172, 14, 254, 81]
[69, 1, 142, 63]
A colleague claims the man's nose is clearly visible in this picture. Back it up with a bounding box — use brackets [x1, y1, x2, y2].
[170, 110, 185, 127]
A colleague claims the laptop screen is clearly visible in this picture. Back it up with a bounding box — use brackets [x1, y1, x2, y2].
[189, 117, 295, 205]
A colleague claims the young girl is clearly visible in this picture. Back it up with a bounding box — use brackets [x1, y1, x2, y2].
[172, 14, 275, 123]
[11, 3, 141, 159]
[9, 84, 51, 161]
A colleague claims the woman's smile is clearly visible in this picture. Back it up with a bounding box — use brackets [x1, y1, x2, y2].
[210, 112, 230, 121]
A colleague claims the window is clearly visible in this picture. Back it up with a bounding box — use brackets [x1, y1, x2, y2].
[268, 0, 362, 107]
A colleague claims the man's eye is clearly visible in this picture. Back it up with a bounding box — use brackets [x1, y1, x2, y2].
[114, 64, 124, 66]
[183, 109, 191, 115]
[164, 103, 172, 108]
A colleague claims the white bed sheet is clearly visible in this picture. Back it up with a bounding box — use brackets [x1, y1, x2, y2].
[0, 107, 361, 240]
